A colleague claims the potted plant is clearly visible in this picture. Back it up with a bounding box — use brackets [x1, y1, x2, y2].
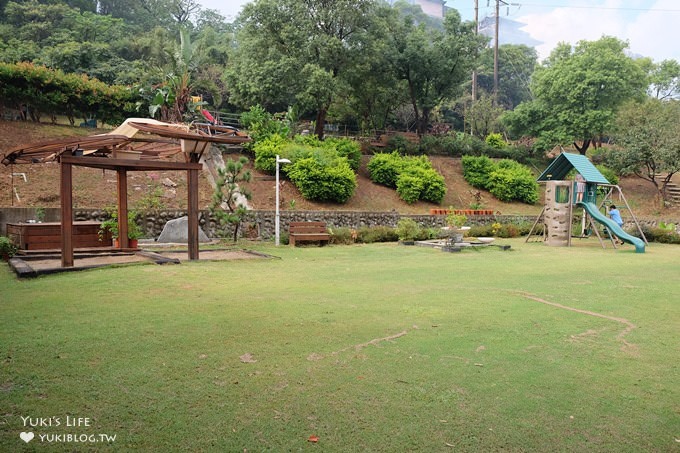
[0, 236, 18, 261]
[445, 212, 468, 243]
[396, 218, 420, 245]
[98, 208, 143, 249]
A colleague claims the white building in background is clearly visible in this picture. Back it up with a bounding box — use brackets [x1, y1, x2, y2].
[388, 0, 447, 19]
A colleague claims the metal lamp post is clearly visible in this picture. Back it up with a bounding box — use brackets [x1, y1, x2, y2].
[275, 155, 291, 246]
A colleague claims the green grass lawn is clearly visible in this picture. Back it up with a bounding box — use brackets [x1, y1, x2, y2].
[1, 239, 678, 451]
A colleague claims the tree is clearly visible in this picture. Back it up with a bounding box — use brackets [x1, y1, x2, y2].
[647, 59, 680, 100]
[476, 44, 536, 109]
[387, 9, 486, 135]
[227, 0, 378, 139]
[210, 156, 252, 242]
[608, 99, 680, 208]
[463, 92, 505, 138]
[503, 37, 647, 155]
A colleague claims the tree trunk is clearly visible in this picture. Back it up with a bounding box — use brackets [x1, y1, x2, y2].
[573, 139, 591, 155]
[417, 107, 431, 136]
[407, 78, 421, 134]
[314, 107, 327, 140]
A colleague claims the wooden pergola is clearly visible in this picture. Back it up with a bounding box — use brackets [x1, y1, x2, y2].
[1, 119, 250, 267]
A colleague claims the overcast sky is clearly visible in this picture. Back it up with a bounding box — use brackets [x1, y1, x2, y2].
[199, 0, 680, 63]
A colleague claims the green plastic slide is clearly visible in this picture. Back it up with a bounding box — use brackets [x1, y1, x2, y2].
[577, 202, 645, 253]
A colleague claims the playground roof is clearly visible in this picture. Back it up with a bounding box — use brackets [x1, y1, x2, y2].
[536, 152, 610, 184]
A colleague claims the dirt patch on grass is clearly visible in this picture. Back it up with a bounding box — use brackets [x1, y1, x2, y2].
[26, 254, 150, 271]
[515, 291, 638, 354]
[158, 249, 267, 261]
[8, 248, 271, 277]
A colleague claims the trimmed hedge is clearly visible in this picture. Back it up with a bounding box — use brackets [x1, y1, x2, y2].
[253, 134, 287, 173]
[252, 135, 359, 204]
[461, 155, 495, 189]
[0, 62, 135, 125]
[368, 152, 446, 204]
[462, 155, 538, 204]
[286, 157, 356, 203]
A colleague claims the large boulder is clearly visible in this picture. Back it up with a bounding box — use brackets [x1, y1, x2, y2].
[157, 216, 210, 243]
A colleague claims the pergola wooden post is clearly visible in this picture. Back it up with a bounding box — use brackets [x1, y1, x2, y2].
[117, 168, 129, 249]
[60, 159, 74, 267]
[187, 167, 199, 260]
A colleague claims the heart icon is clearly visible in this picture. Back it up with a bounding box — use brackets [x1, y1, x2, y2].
[20, 432, 34, 443]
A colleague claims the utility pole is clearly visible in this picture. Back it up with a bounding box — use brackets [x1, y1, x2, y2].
[494, 0, 511, 105]
[471, 0, 479, 136]
[472, 0, 478, 103]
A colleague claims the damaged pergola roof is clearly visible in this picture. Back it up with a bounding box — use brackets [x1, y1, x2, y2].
[1, 118, 251, 268]
[1, 118, 250, 165]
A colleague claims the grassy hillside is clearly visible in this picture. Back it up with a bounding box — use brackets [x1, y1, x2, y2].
[0, 120, 675, 219]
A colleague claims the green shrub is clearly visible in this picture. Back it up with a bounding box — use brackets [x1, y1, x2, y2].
[468, 224, 494, 237]
[369, 152, 446, 203]
[367, 152, 404, 187]
[596, 164, 619, 185]
[287, 157, 357, 203]
[418, 134, 444, 155]
[461, 155, 495, 189]
[485, 133, 506, 150]
[415, 227, 439, 240]
[496, 223, 521, 238]
[396, 173, 424, 204]
[253, 134, 288, 173]
[418, 134, 465, 156]
[329, 226, 355, 245]
[398, 167, 446, 204]
[356, 226, 399, 243]
[468, 222, 532, 238]
[487, 166, 539, 204]
[0, 236, 18, 260]
[386, 134, 418, 154]
[450, 132, 488, 156]
[463, 156, 538, 204]
[240, 105, 289, 147]
[324, 137, 361, 171]
[254, 136, 360, 203]
[396, 218, 420, 241]
[635, 226, 680, 244]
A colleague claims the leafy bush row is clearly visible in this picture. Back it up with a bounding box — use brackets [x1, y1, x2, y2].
[631, 226, 680, 244]
[462, 155, 539, 204]
[367, 152, 446, 204]
[330, 224, 448, 245]
[0, 62, 135, 125]
[467, 221, 536, 238]
[252, 134, 359, 203]
[384, 132, 540, 164]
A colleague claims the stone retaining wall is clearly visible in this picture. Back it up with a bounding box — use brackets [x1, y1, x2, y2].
[1, 207, 677, 240]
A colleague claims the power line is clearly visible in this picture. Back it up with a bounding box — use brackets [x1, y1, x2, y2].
[503, 3, 680, 13]
[456, 3, 680, 14]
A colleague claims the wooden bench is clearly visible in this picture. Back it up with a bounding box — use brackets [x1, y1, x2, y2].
[289, 221, 330, 246]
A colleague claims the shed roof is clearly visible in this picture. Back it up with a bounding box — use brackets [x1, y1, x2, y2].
[537, 152, 610, 184]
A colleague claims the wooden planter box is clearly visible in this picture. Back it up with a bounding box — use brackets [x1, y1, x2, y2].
[6, 221, 112, 251]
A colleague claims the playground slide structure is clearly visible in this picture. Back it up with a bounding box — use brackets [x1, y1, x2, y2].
[577, 202, 645, 253]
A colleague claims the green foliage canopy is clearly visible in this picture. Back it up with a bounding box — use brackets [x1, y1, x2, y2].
[608, 98, 680, 205]
[503, 36, 647, 155]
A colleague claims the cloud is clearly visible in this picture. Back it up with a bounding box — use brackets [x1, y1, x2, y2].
[625, 0, 680, 62]
[515, 0, 680, 63]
